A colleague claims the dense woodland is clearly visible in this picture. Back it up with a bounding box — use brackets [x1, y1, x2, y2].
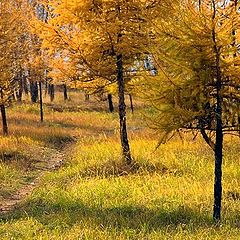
[0, 0, 240, 239]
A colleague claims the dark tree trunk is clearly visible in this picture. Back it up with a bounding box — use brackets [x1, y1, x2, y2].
[129, 94, 134, 113]
[213, 65, 223, 222]
[39, 82, 44, 122]
[117, 54, 132, 164]
[30, 81, 38, 103]
[213, 110, 223, 222]
[107, 94, 114, 113]
[0, 89, 8, 135]
[48, 84, 55, 102]
[0, 104, 8, 136]
[212, 21, 223, 222]
[63, 84, 68, 101]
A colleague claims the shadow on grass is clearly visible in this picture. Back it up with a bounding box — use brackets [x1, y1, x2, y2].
[1, 165, 239, 233]
[8, 115, 117, 147]
[45, 102, 110, 113]
[3, 195, 239, 235]
[68, 160, 183, 180]
[2, 199, 217, 232]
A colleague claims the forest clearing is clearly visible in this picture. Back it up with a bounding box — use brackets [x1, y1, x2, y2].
[0, 0, 240, 239]
[0, 91, 239, 239]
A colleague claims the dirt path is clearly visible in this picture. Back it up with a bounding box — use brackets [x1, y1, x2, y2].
[0, 143, 73, 215]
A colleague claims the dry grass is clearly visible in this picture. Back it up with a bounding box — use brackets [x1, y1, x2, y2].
[0, 91, 239, 239]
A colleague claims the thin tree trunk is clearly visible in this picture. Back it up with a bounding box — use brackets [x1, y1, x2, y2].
[39, 82, 43, 122]
[85, 93, 90, 101]
[0, 104, 8, 136]
[45, 79, 48, 96]
[117, 54, 132, 164]
[212, 6, 223, 221]
[30, 81, 38, 103]
[16, 77, 23, 102]
[63, 84, 68, 101]
[48, 84, 55, 102]
[107, 94, 114, 113]
[0, 89, 8, 135]
[213, 61, 223, 222]
[129, 94, 134, 113]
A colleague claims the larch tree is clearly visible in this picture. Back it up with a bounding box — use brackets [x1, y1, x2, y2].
[35, 0, 166, 164]
[0, 0, 29, 135]
[27, 1, 51, 121]
[146, 0, 240, 222]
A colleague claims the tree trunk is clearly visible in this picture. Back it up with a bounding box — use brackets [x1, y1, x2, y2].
[213, 63, 223, 222]
[45, 79, 48, 96]
[48, 84, 55, 102]
[16, 77, 23, 102]
[117, 54, 132, 164]
[63, 84, 68, 101]
[212, 15, 223, 222]
[129, 94, 134, 113]
[0, 104, 8, 136]
[0, 89, 8, 136]
[39, 82, 44, 122]
[107, 94, 114, 113]
[30, 81, 38, 103]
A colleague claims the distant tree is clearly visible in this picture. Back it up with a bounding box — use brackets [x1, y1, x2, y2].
[48, 83, 55, 102]
[0, 0, 28, 135]
[28, 1, 51, 121]
[29, 80, 38, 103]
[63, 84, 68, 101]
[107, 94, 114, 113]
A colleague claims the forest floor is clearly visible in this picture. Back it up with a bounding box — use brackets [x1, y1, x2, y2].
[0, 91, 240, 239]
[0, 143, 69, 214]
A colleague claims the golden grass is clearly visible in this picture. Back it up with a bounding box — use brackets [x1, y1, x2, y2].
[0, 91, 239, 239]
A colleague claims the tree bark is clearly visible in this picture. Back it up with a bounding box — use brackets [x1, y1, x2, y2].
[107, 94, 114, 113]
[39, 82, 44, 122]
[16, 76, 23, 102]
[0, 104, 8, 136]
[48, 84, 55, 102]
[213, 61, 223, 222]
[63, 84, 68, 101]
[117, 54, 132, 164]
[129, 94, 134, 113]
[30, 81, 38, 103]
[212, 9, 223, 222]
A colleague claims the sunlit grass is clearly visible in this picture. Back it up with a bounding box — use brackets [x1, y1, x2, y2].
[0, 92, 239, 239]
[0, 136, 42, 199]
[1, 136, 240, 239]
[0, 91, 120, 200]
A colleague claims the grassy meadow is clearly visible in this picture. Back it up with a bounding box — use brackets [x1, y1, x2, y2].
[0, 91, 240, 239]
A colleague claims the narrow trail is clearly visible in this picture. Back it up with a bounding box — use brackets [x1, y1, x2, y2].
[0, 142, 74, 215]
